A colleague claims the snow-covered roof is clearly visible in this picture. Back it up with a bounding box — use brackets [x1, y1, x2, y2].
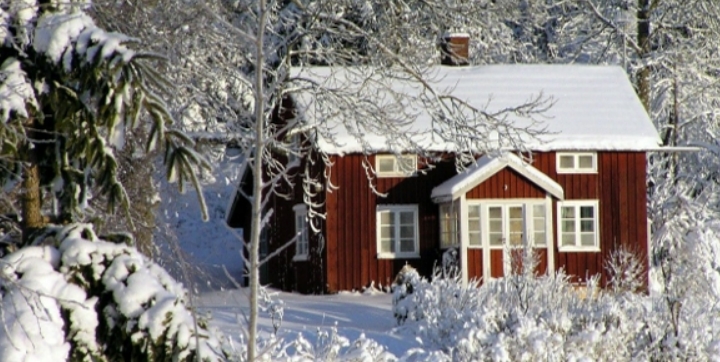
[290, 65, 661, 155]
[431, 153, 564, 203]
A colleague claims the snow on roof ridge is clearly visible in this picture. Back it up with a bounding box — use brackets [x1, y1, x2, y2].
[289, 65, 662, 154]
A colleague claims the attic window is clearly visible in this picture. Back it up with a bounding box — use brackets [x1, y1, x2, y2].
[376, 155, 417, 178]
[557, 153, 597, 174]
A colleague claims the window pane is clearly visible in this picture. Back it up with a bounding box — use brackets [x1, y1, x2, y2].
[379, 211, 392, 225]
[509, 233, 522, 246]
[381, 226, 394, 238]
[469, 205, 480, 218]
[440, 204, 449, 216]
[398, 156, 415, 172]
[578, 155, 594, 169]
[533, 218, 545, 231]
[562, 220, 575, 232]
[580, 206, 594, 218]
[559, 155, 574, 168]
[509, 220, 523, 233]
[533, 232, 546, 245]
[533, 204, 545, 217]
[562, 233, 575, 246]
[580, 220, 594, 232]
[400, 226, 414, 238]
[489, 207, 502, 218]
[561, 206, 574, 219]
[380, 239, 393, 252]
[400, 211, 414, 224]
[469, 232, 481, 246]
[378, 158, 395, 173]
[399, 239, 415, 252]
[468, 219, 481, 232]
[581, 233, 595, 246]
[489, 233, 503, 246]
[509, 206, 523, 218]
[489, 220, 502, 232]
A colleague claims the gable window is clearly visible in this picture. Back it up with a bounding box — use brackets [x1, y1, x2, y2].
[377, 205, 419, 258]
[376, 155, 417, 177]
[293, 204, 309, 261]
[557, 200, 599, 251]
[557, 153, 597, 174]
[439, 202, 460, 248]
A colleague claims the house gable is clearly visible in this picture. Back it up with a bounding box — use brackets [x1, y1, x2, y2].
[431, 153, 564, 203]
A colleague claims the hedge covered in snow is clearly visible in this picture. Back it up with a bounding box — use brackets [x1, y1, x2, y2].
[0, 224, 225, 362]
[392, 261, 720, 361]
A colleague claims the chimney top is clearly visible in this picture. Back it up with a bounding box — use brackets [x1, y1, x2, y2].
[440, 33, 470, 66]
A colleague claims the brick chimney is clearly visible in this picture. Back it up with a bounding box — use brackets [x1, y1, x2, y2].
[440, 33, 469, 66]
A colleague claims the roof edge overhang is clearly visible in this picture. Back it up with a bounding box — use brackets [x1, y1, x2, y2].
[431, 153, 564, 203]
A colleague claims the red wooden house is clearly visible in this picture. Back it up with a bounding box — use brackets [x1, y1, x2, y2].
[226, 64, 661, 294]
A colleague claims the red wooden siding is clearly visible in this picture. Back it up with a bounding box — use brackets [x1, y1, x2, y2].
[324, 154, 456, 292]
[467, 249, 483, 280]
[242, 150, 648, 293]
[466, 168, 546, 199]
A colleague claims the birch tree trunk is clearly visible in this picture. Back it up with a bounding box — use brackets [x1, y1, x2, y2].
[248, 0, 268, 359]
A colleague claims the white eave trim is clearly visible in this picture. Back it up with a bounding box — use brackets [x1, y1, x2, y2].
[431, 153, 564, 203]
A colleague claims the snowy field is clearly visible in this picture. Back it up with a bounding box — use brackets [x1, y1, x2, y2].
[198, 288, 419, 357]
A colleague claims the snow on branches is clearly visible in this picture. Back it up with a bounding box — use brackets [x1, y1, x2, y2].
[0, 224, 225, 362]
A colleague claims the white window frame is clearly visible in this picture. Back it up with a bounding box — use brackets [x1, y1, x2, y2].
[376, 205, 420, 259]
[467, 200, 550, 250]
[293, 204, 309, 261]
[375, 154, 417, 178]
[556, 152, 597, 174]
[439, 202, 460, 248]
[556, 200, 600, 252]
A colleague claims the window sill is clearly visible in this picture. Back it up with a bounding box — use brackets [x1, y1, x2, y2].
[558, 247, 601, 253]
[377, 252, 420, 259]
[376, 172, 417, 178]
[556, 170, 598, 175]
[292, 255, 309, 262]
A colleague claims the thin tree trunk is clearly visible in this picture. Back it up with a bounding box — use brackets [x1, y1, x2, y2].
[21, 144, 44, 244]
[636, 0, 651, 111]
[248, 0, 267, 359]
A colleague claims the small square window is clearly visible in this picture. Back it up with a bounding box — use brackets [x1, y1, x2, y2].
[557, 153, 597, 174]
[375, 155, 417, 177]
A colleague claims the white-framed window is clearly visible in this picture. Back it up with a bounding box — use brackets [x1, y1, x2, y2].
[293, 204, 309, 261]
[556, 152, 597, 174]
[468, 204, 482, 247]
[439, 202, 460, 248]
[375, 154, 417, 178]
[557, 200, 599, 251]
[478, 201, 548, 249]
[376, 205, 419, 259]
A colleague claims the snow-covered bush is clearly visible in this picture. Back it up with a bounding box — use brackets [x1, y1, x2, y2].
[0, 224, 225, 362]
[393, 253, 720, 361]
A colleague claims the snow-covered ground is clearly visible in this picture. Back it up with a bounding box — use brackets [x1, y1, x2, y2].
[198, 289, 419, 357]
[156, 145, 245, 292]
[161, 144, 417, 356]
